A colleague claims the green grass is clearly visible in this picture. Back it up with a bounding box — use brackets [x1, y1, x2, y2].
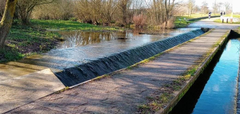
[31, 19, 121, 31]
[213, 14, 240, 24]
[0, 49, 24, 62]
[181, 14, 219, 18]
[0, 24, 61, 62]
[174, 14, 221, 28]
[224, 14, 240, 18]
[182, 14, 208, 18]
[0, 19, 122, 63]
[214, 19, 240, 24]
[174, 16, 200, 28]
[7, 25, 60, 52]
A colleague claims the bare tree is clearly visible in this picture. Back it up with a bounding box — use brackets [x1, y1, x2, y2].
[17, 0, 57, 25]
[102, 0, 117, 24]
[117, 0, 132, 26]
[0, 0, 6, 20]
[73, 0, 103, 25]
[187, 0, 195, 17]
[201, 1, 209, 14]
[164, 0, 175, 27]
[32, 0, 73, 20]
[172, 3, 188, 16]
[0, 0, 18, 49]
[224, 2, 232, 14]
[146, 0, 176, 28]
[212, 0, 222, 15]
[147, 0, 164, 26]
[74, 0, 92, 23]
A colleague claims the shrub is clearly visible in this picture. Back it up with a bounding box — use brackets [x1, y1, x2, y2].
[132, 14, 147, 28]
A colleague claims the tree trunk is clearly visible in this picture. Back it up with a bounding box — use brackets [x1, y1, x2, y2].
[0, 0, 18, 49]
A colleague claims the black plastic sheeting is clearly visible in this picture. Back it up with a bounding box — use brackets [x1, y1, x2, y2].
[55, 29, 205, 87]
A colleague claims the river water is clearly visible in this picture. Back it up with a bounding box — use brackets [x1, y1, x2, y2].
[19, 28, 199, 71]
[0, 28, 199, 81]
[170, 38, 240, 114]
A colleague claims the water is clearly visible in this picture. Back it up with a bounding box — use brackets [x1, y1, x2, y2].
[0, 28, 200, 81]
[57, 29, 197, 49]
[55, 29, 205, 86]
[170, 38, 240, 114]
[18, 28, 199, 70]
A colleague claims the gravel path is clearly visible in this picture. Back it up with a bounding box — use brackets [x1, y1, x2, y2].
[5, 29, 229, 114]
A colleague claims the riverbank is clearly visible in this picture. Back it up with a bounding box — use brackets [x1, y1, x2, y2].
[174, 15, 220, 28]
[213, 15, 240, 29]
[1, 16, 209, 63]
[5, 29, 229, 114]
[0, 20, 121, 63]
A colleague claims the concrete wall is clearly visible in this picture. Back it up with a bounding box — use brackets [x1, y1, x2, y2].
[55, 29, 205, 87]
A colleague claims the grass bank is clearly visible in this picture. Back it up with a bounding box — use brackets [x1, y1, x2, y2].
[174, 14, 220, 28]
[213, 14, 240, 24]
[174, 16, 202, 28]
[0, 19, 121, 63]
[214, 19, 240, 24]
[31, 19, 121, 31]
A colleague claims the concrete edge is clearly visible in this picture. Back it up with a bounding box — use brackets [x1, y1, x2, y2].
[236, 48, 239, 114]
[236, 29, 240, 114]
[158, 30, 231, 114]
[1, 68, 65, 114]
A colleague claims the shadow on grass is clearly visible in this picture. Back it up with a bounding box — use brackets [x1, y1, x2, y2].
[0, 46, 24, 63]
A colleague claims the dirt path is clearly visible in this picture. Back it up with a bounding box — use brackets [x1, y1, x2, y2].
[4, 29, 229, 114]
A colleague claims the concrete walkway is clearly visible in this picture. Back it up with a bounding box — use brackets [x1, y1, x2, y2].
[188, 17, 240, 29]
[4, 29, 229, 114]
[0, 69, 65, 113]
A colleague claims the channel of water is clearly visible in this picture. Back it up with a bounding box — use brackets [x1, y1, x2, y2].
[169, 38, 240, 114]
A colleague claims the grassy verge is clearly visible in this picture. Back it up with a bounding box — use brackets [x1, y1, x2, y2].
[214, 19, 240, 24]
[174, 14, 220, 28]
[213, 14, 240, 24]
[1, 24, 60, 62]
[174, 16, 202, 28]
[0, 19, 121, 63]
[31, 19, 121, 31]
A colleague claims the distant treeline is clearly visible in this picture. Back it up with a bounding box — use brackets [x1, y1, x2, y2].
[0, 0, 178, 28]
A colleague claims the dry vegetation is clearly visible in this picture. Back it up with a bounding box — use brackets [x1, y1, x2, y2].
[0, 0, 179, 29]
[0, 0, 233, 28]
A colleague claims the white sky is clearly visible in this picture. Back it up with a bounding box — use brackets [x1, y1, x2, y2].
[190, 0, 240, 12]
[143, 0, 240, 12]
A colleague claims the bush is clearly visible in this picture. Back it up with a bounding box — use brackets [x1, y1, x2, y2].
[32, 0, 74, 20]
[132, 14, 147, 28]
[160, 17, 176, 29]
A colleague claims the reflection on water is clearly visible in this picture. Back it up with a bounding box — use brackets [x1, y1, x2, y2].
[57, 31, 114, 48]
[57, 28, 196, 49]
[0, 28, 199, 80]
[170, 38, 240, 114]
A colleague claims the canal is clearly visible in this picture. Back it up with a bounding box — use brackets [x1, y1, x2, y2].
[170, 38, 240, 114]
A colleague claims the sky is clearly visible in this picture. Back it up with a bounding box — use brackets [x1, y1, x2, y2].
[191, 0, 240, 13]
[143, 0, 240, 13]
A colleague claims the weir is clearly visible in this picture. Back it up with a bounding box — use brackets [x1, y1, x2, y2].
[55, 29, 206, 87]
